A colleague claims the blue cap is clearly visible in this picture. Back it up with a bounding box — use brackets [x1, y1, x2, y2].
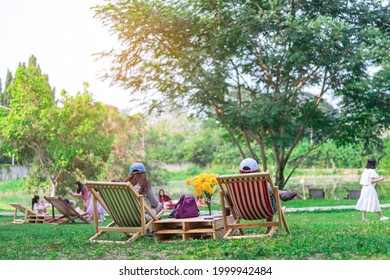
[129, 162, 146, 174]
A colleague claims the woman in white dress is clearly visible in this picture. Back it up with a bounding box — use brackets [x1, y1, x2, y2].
[355, 158, 388, 221]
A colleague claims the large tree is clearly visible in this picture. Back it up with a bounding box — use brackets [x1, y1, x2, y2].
[95, 0, 389, 187]
[0, 62, 112, 195]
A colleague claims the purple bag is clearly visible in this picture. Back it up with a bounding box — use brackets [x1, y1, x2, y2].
[169, 195, 199, 219]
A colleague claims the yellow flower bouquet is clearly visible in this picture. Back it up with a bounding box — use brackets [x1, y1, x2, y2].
[186, 173, 219, 215]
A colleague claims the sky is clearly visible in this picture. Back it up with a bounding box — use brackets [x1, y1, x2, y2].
[0, 0, 134, 111]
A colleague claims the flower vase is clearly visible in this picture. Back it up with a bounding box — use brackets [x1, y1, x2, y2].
[206, 199, 212, 215]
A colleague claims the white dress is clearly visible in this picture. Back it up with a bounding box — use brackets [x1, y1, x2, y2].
[355, 168, 381, 212]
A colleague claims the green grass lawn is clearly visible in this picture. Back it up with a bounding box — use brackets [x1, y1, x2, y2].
[1, 178, 390, 260]
[1, 208, 389, 260]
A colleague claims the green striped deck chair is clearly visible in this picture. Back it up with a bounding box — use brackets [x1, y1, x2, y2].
[85, 181, 164, 243]
[44, 196, 90, 225]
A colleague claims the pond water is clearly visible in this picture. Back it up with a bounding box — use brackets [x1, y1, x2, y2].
[166, 175, 390, 201]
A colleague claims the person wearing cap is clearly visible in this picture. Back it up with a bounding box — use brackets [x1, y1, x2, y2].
[355, 158, 388, 221]
[125, 162, 163, 215]
[239, 158, 297, 202]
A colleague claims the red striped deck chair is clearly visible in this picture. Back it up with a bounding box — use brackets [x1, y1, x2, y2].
[85, 181, 164, 243]
[216, 171, 289, 239]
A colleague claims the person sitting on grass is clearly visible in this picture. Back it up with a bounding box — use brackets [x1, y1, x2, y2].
[32, 195, 49, 214]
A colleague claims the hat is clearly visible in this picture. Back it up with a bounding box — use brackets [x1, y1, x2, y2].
[239, 158, 259, 172]
[129, 162, 146, 174]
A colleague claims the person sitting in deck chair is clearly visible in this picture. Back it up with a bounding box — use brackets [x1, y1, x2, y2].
[239, 158, 297, 202]
[124, 162, 163, 217]
[238, 158, 296, 232]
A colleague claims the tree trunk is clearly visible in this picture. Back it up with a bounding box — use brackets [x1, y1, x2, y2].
[48, 176, 57, 196]
[220, 122, 246, 158]
[258, 134, 268, 171]
[275, 162, 286, 190]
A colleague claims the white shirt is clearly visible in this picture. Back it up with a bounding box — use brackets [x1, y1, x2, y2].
[360, 168, 379, 187]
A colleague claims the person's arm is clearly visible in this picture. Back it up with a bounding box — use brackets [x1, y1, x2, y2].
[371, 176, 385, 184]
[370, 170, 384, 184]
[146, 188, 161, 208]
[68, 189, 82, 198]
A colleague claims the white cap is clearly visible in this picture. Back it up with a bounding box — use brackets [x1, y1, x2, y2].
[239, 158, 259, 172]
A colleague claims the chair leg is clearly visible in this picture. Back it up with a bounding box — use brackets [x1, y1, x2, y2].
[89, 231, 106, 242]
[128, 232, 141, 242]
[280, 206, 290, 234]
[266, 226, 277, 237]
[224, 228, 236, 239]
[281, 213, 290, 234]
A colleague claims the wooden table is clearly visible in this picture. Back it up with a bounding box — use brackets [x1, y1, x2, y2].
[153, 215, 233, 241]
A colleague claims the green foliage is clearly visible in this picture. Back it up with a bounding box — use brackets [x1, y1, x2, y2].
[0, 179, 24, 193]
[380, 138, 390, 168]
[1, 56, 170, 190]
[145, 118, 188, 164]
[95, 0, 390, 188]
[145, 115, 242, 167]
[289, 139, 386, 169]
[185, 163, 203, 177]
[144, 113, 389, 171]
[23, 163, 50, 194]
[53, 87, 113, 190]
[0, 69, 13, 107]
[0, 60, 113, 195]
[100, 109, 146, 181]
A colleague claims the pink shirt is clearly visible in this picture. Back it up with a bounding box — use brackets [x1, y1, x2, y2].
[80, 185, 91, 201]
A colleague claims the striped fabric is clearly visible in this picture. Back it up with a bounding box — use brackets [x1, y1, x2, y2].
[95, 185, 141, 227]
[223, 176, 275, 220]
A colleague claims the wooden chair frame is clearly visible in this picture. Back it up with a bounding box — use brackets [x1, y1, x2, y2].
[9, 203, 42, 224]
[85, 181, 164, 244]
[44, 196, 90, 225]
[217, 171, 290, 239]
